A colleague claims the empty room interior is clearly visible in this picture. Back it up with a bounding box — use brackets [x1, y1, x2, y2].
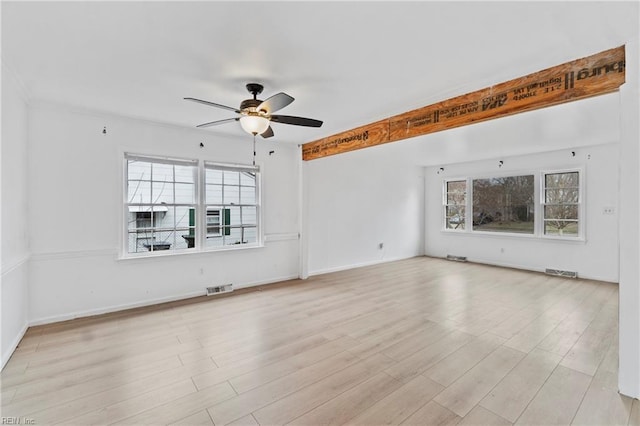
[2, 1, 640, 425]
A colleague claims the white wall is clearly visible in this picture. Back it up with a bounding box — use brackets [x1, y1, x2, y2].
[1, 63, 30, 368]
[27, 103, 301, 324]
[303, 143, 424, 276]
[424, 143, 619, 282]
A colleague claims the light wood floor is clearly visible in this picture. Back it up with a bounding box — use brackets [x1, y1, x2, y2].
[1, 257, 638, 425]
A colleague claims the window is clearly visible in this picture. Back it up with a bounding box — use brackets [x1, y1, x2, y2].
[542, 171, 580, 237]
[205, 163, 258, 248]
[442, 169, 582, 239]
[124, 154, 261, 256]
[126, 155, 196, 254]
[444, 180, 466, 230]
[472, 175, 535, 234]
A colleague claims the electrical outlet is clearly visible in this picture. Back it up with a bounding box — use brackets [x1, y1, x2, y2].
[603, 206, 615, 215]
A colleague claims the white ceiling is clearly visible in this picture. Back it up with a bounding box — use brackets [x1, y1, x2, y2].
[2, 1, 638, 145]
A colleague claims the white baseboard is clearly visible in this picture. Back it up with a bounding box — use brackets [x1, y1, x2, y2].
[29, 274, 303, 326]
[435, 255, 619, 284]
[29, 290, 205, 326]
[308, 255, 417, 277]
[234, 274, 301, 289]
[1, 322, 28, 371]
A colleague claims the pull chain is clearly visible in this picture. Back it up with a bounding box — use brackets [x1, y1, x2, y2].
[252, 134, 256, 166]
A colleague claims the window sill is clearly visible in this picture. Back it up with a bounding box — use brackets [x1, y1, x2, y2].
[441, 229, 585, 243]
[118, 242, 265, 261]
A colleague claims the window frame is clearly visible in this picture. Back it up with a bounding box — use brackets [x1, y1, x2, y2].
[122, 154, 262, 259]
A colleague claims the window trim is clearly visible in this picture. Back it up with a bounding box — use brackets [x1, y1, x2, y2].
[121, 153, 263, 259]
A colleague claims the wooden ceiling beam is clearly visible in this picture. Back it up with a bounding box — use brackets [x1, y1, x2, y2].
[302, 45, 625, 161]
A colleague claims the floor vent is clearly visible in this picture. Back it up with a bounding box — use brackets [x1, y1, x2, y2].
[545, 268, 578, 278]
[206, 284, 233, 296]
[447, 255, 468, 262]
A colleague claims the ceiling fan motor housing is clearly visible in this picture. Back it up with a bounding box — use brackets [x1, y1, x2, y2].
[240, 98, 264, 113]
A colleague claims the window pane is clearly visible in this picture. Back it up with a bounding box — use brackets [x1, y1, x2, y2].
[147, 229, 174, 251]
[447, 180, 465, 194]
[545, 188, 579, 204]
[174, 165, 194, 184]
[243, 227, 257, 244]
[223, 185, 240, 204]
[207, 169, 223, 184]
[545, 220, 579, 236]
[127, 232, 138, 253]
[228, 206, 241, 226]
[224, 227, 242, 245]
[544, 205, 578, 220]
[240, 172, 256, 187]
[128, 160, 151, 181]
[472, 175, 534, 234]
[223, 170, 240, 185]
[152, 163, 174, 182]
[545, 172, 579, 188]
[447, 191, 465, 205]
[240, 186, 256, 204]
[206, 235, 224, 248]
[128, 180, 151, 204]
[206, 184, 223, 204]
[152, 182, 174, 204]
[445, 206, 465, 230]
[173, 206, 192, 228]
[206, 209, 221, 236]
[175, 183, 195, 204]
[242, 206, 257, 225]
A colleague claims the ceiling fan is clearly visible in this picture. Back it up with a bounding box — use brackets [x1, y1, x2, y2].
[185, 83, 323, 138]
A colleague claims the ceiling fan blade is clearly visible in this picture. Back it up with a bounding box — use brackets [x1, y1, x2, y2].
[257, 92, 294, 114]
[184, 97, 240, 113]
[196, 117, 239, 128]
[270, 115, 323, 127]
[261, 126, 274, 139]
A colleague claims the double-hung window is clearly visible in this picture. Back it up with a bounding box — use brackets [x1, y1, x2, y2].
[444, 180, 466, 230]
[124, 154, 261, 256]
[125, 154, 197, 254]
[204, 163, 259, 248]
[542, 170, 580, 237]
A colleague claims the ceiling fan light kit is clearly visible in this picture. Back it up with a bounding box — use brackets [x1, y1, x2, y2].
[239, 115, 270, 135]
[185, 83, 323, 138]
